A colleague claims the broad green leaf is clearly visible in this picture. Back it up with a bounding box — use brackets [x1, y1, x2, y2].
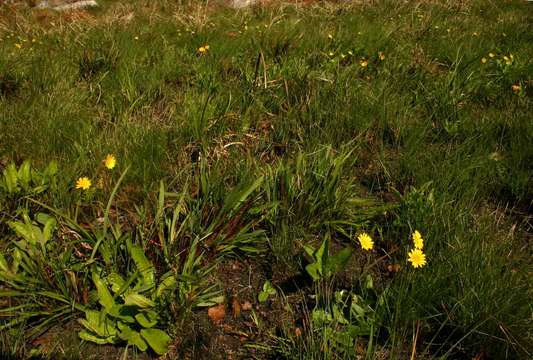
[123, 293, 155, 308]
[155, 272, 176, 298]
[118, 324, 148, 351]
[8, 221, 42, 246]
[92, 273, 115, 311]
[3, 163, 19, 194]
[140, 328, 171, 355]
[106, 272, 126, 294]
[17, 161, 31, 190]
[128, 243, 155, 288]
[79, 310, 117, 337]
[0, 253, 9, 273]
[135, 310, 158, 328]
[44, 160, 58, 177]
[79, 330, 115, 345]
[108, 305, 135, 323]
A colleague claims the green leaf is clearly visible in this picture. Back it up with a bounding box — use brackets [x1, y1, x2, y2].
[0, 253, 9, 273]
[118, 323, 148, 351]
[135, 310, 158, 328]
[92, 273, 115, 311]
[17, 161, 31, 190]
[128, 243, 155, 289]
[140, 328, 171, 355]
[8, 221, 42, 246]
[79, 310, 117, 337]
[3, 163, 19, 194]
[79, 330, 115, 345]
[123, 293, 155, 308]
[155, 272, 176, 298]
[106, 272, 126, 294]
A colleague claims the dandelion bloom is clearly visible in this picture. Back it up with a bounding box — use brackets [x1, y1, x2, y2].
[104, 154, 116, 169]
[198, 46, 206, 53]
[412, 230, 424, 250]
[489, 52, 495, 58]
[15, 43, 22, 49]
[360, 59, 368, 67]
[407, 249, 427, 268]
[481, 57, 487, 64]
[204, 44, 210, 50]
[357, 233, 374, 251]
[512, 84, 521, 93]
[76, 177, 91, 190]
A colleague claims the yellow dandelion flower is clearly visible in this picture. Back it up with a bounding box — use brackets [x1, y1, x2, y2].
[511, 84, 521, 93]
[134, 36, 139, 40]
[328, 34, 333, 39]
[204, 44, 210, 50]
[489, 52, 495, 58]
[104, 154, 116, 170]
[412, 230, 424, 250]
[76, 177, 92, 190]
[481, 57, 487, 64]
[357, 233, 374, 251]
[15, 43, 22, 49]
[348, 50, 353, 56]
[378, 51, 385, 61]
[407, 248, 427, 268]
[198, 46, 206, 53]
[360, 59, 368, 67]
[328, 51, 334, 57]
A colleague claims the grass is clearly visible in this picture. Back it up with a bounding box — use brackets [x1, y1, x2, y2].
[0, 0, 532, 359]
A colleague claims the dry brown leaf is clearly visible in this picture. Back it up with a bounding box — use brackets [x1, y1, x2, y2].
[232, 297, 241, 318]
[208, 304, 225, 324]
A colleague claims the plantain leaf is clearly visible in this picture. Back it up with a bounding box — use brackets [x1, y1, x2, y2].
[118, 324, 148, 351]
[154, 272, 176, 298]
[79, 330, 115, 345]
[135, 310, 158, 328]
[128, 243, 155, 289]
[92, 273, 115, 311]
[106, 272, 126, 294]
[79, 310, 117, 337]
[3, 163, 19, 194]
[140, 328, 171, 355]
[17, 161, 31, 190]
[123, 293, 155, 308]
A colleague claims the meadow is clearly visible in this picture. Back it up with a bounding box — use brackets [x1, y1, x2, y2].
[0, 0, 532, 359]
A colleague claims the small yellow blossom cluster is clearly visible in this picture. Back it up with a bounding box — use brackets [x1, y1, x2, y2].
[197, 44, 210, 54]
[481, 52, 514, 66]
[327, 51, 385, 67]
[75, 154, 116, 191]
[407, 230, 427, 268]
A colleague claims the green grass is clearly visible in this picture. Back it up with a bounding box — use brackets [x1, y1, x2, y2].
[1, 0, 532, 359]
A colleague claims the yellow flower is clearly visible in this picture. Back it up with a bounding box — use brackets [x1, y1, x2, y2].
[204, 44, 210, 50]
[488, 52, 495, 58]
[511, 84, 521, 94]
[412, 230, 424, 250]
[15, 43, 22, 49]
[481, 57, 487, 64]
[328, 51, 334, 57]
[378, 51, 385, 61]
[103, 154, 116, 169]
[76, 177, 92, 190]
[357, 233, 374, 251]
[503, 55, 512, 65]
[407, 248, 427, 268]
[328, 34, 333, 39]
[198, 46, 206, 53]
[360, 59, 368, 67]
